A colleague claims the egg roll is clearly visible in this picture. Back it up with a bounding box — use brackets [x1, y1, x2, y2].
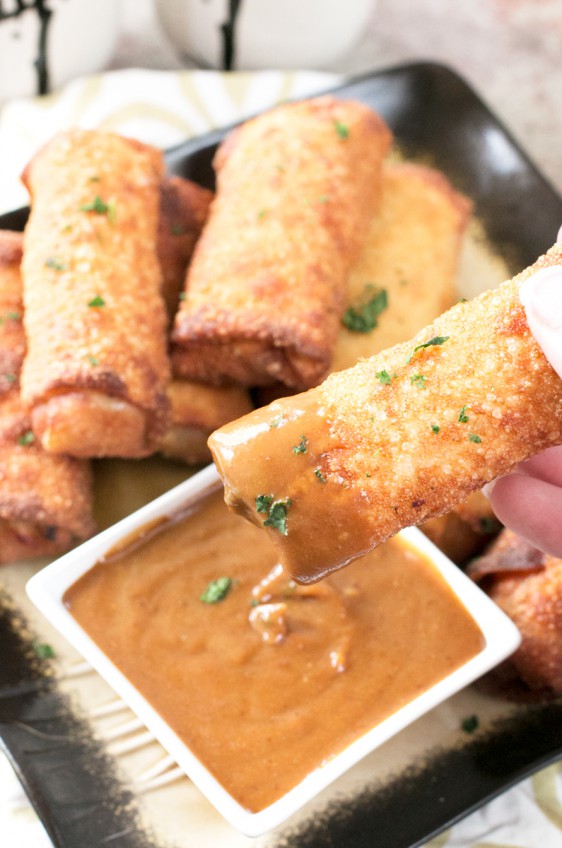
[157, 175, 213, 319]
[210, 242, 562, 583]
[20, 129, 170, 459]
[332, 161, 471, 371]
[171, 96, 392, 389]
[468, 528, 562, 695]
[0, 231, 96, 563]
[159, 379, 253, 465]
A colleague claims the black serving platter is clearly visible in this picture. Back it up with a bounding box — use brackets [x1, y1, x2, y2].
[2, 61, 562, 848]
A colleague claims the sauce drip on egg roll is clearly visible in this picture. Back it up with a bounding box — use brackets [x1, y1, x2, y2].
[20, 129, 171, 459]
[210, 243, 562, 583]
[171, 95, 392, 389]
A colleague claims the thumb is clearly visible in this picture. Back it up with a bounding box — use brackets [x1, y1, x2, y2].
[519, 265, 562, 380]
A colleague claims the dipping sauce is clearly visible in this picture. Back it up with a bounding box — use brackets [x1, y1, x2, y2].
[64, 488, 484, 813]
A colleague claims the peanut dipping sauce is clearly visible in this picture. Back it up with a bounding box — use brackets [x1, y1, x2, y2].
[64, 486, 484, 813]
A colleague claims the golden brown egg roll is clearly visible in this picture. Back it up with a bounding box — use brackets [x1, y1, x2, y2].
[0, 231, 96, 563]
[20, 129, 170, 459]
[157, 175, 213, 319]
[468, 528, 562, 695]
[332, 161, 471, 371]
[159, 379, 253, 465]
[210, 242, 562, 583]
[171, 96, 392, 389]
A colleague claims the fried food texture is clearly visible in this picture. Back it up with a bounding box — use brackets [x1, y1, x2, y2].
[171, 96, 392, 389]
[20, 129, 171, 458]
[210, 242, 562, 583]
[0, 231, 96, 562]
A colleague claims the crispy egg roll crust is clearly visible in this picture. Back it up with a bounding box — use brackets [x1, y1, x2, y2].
[210, 243, 562, 583]
[20, 130, 171, 458]
[171, 96, 392, 389]
[0, 231, 95, 563]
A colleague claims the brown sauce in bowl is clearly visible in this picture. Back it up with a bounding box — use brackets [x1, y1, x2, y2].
[64, 489, 484, 813]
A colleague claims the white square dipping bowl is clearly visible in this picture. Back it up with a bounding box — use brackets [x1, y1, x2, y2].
[27, 462, 521, 837]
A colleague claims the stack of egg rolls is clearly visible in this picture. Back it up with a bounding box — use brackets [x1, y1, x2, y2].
[171, 95, 392, 389]
[20, 130, 171, 459]
[210, 243, 562, 583]
[0, 231, 96, 563]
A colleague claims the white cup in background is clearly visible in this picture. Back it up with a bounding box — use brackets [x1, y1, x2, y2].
[154, 0, 376, 71]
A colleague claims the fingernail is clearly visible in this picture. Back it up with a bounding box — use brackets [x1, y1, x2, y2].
[520, 267, 562, 330]
[482, 480, 496, 499]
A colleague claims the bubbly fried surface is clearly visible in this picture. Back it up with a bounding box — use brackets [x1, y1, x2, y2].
[210, 243, 562, 582]
[332, 161, 471, 371]
[0, 230, 95, 562]
[172, 96, 392, 389]
[157, 175, 213, 319]
[20, 130, 171, 458]
[469, 528, 562, 694]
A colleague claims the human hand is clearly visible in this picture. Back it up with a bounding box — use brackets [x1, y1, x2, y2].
[487, 262, 562, 557]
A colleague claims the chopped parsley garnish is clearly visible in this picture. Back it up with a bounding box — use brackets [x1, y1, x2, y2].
[269, 414, 286, 429]
[33, 641, 56, 659]
[409, 335, 450, 361]
[86, 354, 99, 366]
[255, 494, 274, 514]
[334, 119, 349, 139]
[17, 430, 35, 446]
[200, 577, 232, 604]
[458, 405, 470, 423]
[88, 295, 106, 308]
[468, 433, 482, 443]
[171, 222, 186, 236]
[461, 714, 479, 734]
[1, 311, 21, 323]
[257, 493, 293, 532]
[342, 285, 388, 333]
[314, 468, 327, 483]
[431, 423, 440, 434]
[4, 372, 17, 383]
[376, 369, 393, 385]
[80, 195, 116, 221]
[410, 374, 427, 389]
[257, 209, 268, 220]
[45, 256, 67, 271]
[292, 435, 308, 455]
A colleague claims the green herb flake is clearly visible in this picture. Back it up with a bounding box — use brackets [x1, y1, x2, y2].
[255, 494, 274, 514]
[257, 209, 269, 220]
[458, 405, 470, 423]
[45, 256, 67, 272]
[468, 433, 482, 444]
[376, 369, 393, 385]
[269, 414, 286, 429]
[80, 195, 116, 221]
[200, 577, 232, 604]
[263, 499, 292, 535]
[86, 354, 99, 366]
[292, 435, 308, 455]
[33, 641, 56, 659]
[410, 374, 427, 389]
[17, 430, 35, 446]
[171, 222, 186, 236]
[342, 285, 388, 334]
[2, 311, 21, 323]
[461, 714, 479, 734]
[409, 335, 450, 362]
[314, 468, 327, 483]
[88, 295, 106, 308]
[3, 372, 17, 384]
[334, 119, 349, 140]
[431, 423, 440, 434]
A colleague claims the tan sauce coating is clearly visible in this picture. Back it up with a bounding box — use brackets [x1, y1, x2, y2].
[64, 489, 483, 813]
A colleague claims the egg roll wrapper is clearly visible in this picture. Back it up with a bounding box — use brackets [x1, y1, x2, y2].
[210, 242, 562, 583]
[171, 96, 392, 389]
[0, 231, 95, 563]
[159, 379, 252, 465]
[20, 130, 170, 458]
[332, 161, 471, 371]
[157, 175, 213, 319]
[468, 529, 562, 694]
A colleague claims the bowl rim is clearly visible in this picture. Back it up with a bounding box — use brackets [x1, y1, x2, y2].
[26, 462, 521, 836]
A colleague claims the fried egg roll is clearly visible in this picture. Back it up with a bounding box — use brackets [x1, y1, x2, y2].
[171, 96, 392, 389]
[0, 231, 96, 563]
[469, 529, 562, 694]
[210, 242, 562, 583]
[157, 175, 213, 319]
[159, 379, 253, 465]
[332, 162, 471, 371]
[20, 129, 170, 458]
